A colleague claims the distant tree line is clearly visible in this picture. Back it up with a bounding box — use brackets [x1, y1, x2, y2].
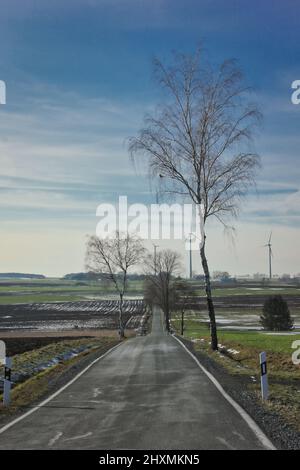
[63, 272, 147, 281]
[0, 273, 46, 279]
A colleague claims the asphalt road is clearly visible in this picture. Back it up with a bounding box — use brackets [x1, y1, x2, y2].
[0, 307, 273, 450]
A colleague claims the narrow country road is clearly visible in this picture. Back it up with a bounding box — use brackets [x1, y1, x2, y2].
[0, 307, 273, 450]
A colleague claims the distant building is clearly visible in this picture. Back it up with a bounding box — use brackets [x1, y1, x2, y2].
[253, 272, 267, 280]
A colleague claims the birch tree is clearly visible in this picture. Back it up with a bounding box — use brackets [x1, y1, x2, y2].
[129, 49, 261, 350]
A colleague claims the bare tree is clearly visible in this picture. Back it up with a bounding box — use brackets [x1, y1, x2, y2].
[173, 279, 197, 336]
[130, 48, 261, 350]
[86, 231, 145, 338]
[144, 249, 181, 331]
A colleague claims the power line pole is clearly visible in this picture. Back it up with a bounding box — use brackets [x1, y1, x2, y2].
[189, 234, 192, 279]
[185, 234, 193, 279]
[153, 244, 159, 275]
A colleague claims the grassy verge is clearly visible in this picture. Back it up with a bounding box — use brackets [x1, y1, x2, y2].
[172, 313, 300, 433]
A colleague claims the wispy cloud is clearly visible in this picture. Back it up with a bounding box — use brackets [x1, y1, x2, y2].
[0, 86, 153, 220]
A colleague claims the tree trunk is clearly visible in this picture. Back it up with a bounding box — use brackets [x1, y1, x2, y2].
[181, 309, 184, 336]
[165, 308, 170, 332]
[165, 283, 170, 332]
[119, 293, 125, 339]
[200, 241, 218, 350]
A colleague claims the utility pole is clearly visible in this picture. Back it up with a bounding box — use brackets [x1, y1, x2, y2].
[189, 234, 192, 279]
[153, 244, 159, 275]
[185, 234, 193, 279]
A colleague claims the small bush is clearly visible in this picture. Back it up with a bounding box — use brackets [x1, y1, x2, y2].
[260, 295, 293, 331]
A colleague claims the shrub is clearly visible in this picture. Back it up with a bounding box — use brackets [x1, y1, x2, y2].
[260, 295, 293, 331]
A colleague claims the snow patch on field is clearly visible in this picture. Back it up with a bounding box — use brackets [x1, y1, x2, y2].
[218, 343, 240, 355]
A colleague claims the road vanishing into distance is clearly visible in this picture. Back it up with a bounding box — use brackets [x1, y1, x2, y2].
[0, 307, 274, 450]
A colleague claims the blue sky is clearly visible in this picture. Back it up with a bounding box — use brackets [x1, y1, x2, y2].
[0, 0, 299, 276]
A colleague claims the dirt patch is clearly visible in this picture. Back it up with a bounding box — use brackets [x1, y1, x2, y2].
[0, 329, 131, 355]
[0, 336, 89, 356]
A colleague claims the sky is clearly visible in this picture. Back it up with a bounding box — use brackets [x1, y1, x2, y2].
[0, 0, 299, 277]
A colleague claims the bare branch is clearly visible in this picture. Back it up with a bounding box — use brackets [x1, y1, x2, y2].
[129, 48, 261, 220]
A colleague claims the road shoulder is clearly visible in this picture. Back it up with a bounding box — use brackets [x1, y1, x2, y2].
[173, 334, 300, 450]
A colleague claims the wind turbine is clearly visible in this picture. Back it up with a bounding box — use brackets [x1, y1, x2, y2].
[264, 232, 273, 280]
